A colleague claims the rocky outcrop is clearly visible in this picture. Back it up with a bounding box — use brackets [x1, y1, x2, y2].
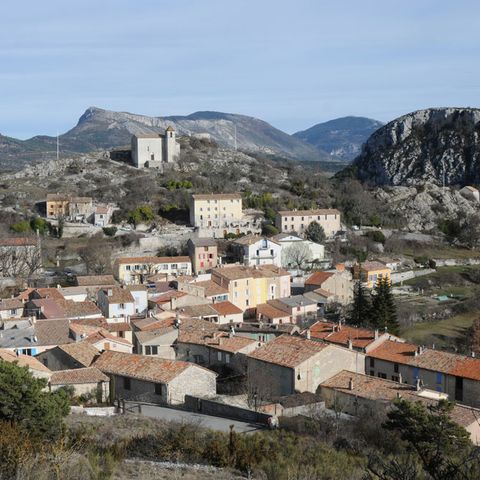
[293, 116, 383, 161]
[374, 183, 477, 231]
[351, 108, 480, 186]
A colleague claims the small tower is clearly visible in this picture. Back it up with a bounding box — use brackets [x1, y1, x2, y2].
[164, 126, 179, 163]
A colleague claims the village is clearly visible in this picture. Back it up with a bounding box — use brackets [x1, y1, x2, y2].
[1, 131, 480, 444]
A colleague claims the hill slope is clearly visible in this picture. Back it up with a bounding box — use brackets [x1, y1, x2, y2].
[0, 108, 335, 171]
[350, 108, 480, 186]
[293, 116, 383, 161]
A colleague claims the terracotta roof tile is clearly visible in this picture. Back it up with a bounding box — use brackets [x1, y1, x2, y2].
[0, 348, 50, 373]
[85, 329, 132, 347]
[94, 350, 214, 383]
[277, 209, 340, 217]
[76, 275, 116, 286]
[211, 301, 242, 316]
[57, 342, 100, 367]
[191, 193, 241, 200]
[256, 303, 290, 319]
[100, 287, 134, 305]
[0, 298, 23, 310]
[0, 237, 37, 247]
[308, 321, 379, 350]
[35, 319, 73, 346]
[248, 334, 328, 368]
[305, 271, 334, 286]
[50, 367, 108, 385]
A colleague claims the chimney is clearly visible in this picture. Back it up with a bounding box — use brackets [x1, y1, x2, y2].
[415, 378, 421, 391]
[374, 329, 379, 340]
[417, 345, 423, 355]
[306, 329, 311, 340]
[472, 351, 476, 358]
[230, 325, 235, 337]
[398, 373, 402, 384]
[347, 338, 353, 350]
[348, 377, 354, 390]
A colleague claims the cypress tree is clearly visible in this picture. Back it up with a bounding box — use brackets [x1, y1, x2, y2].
[371, 276, 398, 334]
[347, 278, 372, 326]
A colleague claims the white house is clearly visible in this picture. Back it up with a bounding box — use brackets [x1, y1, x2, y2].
[232, 235, 282, 267]
[131, 127, 180, 169]
[97, 287, 135, 319]
[94, 205, 113, 227]
[272, 233, 325, 269]
[126, 285, 148, 315]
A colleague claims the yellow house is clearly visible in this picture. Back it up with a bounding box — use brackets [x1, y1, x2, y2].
[353, 261, 391, 289]
[211, 265, 291, 312]
[189, 193, 243, 229]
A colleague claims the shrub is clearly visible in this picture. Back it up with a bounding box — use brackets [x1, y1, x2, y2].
[102, 226, 117, 237]
[262, 224, 279, 237]
[365, 230, 386, 244]
[10, 220, 31, 233]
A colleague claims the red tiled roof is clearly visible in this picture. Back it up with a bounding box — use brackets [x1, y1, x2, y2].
[367, 340, 418, 364]
[256, 303, 289, 319]
[0, 348, 51, 373]
[76, 275, 116, 287]
[100, 287, 134, 305]
[94, 350, 215, 383]
[211, 301, 242, 316]
[308, 321, 378, 349]
[85, 329, 132, 347]
[305, 271, 334, 286]
[247, 334, 328, 368]
[0, 298, 23, 310]
[33, 288, 65, 301]
[57, 342, 100, 367]
[132, 316, 176, 332]
[50, 367, 109, 385]
[0, 237, 37, 247]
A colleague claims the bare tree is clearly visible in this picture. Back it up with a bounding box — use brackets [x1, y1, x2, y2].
[0, 239, 42, 281]
[78, 235, 112, 274]
[283, 242, 312, 272]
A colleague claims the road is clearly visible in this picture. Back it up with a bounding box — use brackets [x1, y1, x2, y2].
[127, 402, 264, 434]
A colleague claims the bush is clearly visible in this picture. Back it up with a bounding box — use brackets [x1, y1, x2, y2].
[262, 224, 279, 237]
[102, 226, 117, 237]
[365, 230, 386, 244]
[10, 220, 31, 233]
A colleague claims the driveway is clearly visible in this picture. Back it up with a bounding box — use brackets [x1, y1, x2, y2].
[127, 402, 264, 434]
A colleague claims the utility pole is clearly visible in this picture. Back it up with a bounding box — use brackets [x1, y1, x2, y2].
[56, 131, 59, 161]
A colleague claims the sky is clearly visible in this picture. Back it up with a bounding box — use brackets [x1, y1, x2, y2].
[1, 0, 479, 139]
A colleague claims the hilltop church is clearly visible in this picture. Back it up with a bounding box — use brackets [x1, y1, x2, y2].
[131, 126, 180, 169]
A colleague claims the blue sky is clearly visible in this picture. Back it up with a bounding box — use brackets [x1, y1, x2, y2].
[1, 0, 478, 138]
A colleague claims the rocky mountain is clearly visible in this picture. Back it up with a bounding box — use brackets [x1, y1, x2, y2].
[0, 108, 334, 171]
[293, 116, 383, 162]
[350, 108, 480, 186]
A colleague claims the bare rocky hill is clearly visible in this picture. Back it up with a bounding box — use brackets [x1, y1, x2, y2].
[350, 108, 480, 186]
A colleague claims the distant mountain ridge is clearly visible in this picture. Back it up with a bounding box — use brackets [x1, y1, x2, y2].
[349, 107, 480, 186]
[293, 116, 384, 161]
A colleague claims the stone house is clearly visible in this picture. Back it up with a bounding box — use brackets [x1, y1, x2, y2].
[94, 205, 113, 227]
[126, 285, 148, 315]
[366, 340, 480, 409]
[319, 370, 480, 445]
[231, 235, 282, 268]
[265, 295, 318, 323]
[189, 193, 243, 230]
[46, 193, 93, 221]
[275, 209, 341, 238]
[93, 350, 217, 405]
[187, 238, 218, 274]
[49, 367, 110, 402]
[36, 342, 99, 371]
[177, 279, 229, 303]
[0, 298, 24, 319]
[84, 329, 133, 354]
[304, 266, 353, 305]
[176, 321, 259, 374]
[180, 301, 243, 324]
[246, 335, 365, 399]
[131, 127, 180, 169]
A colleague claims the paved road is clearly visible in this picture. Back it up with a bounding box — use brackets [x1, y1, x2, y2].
[129, 403, 264, 433]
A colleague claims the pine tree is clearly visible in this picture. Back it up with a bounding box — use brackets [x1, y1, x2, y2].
[347, 279, 371, 326]
[370, 276, 398, 334]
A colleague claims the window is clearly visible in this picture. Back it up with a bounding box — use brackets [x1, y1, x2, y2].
[436, 372, 443, 384]
[225, 353, 231, 364]
[10, 309, 16, 315]
[392, 375, 399, 382]
[394, 363, 399, 373]
[126, 265, 131, 271]
[150, 154, 155, 161]
[378, 372, 387, 379]
[217, 351, 222, 361]
[246, 299, 249, 306]
[119, 303, 125, 309]
[369, 370, 375, 376]
[154, 383, 162, 395]
[369, 358, 375, 368]
[145, 345, 158, 355]
[123, 377, 131, 390]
